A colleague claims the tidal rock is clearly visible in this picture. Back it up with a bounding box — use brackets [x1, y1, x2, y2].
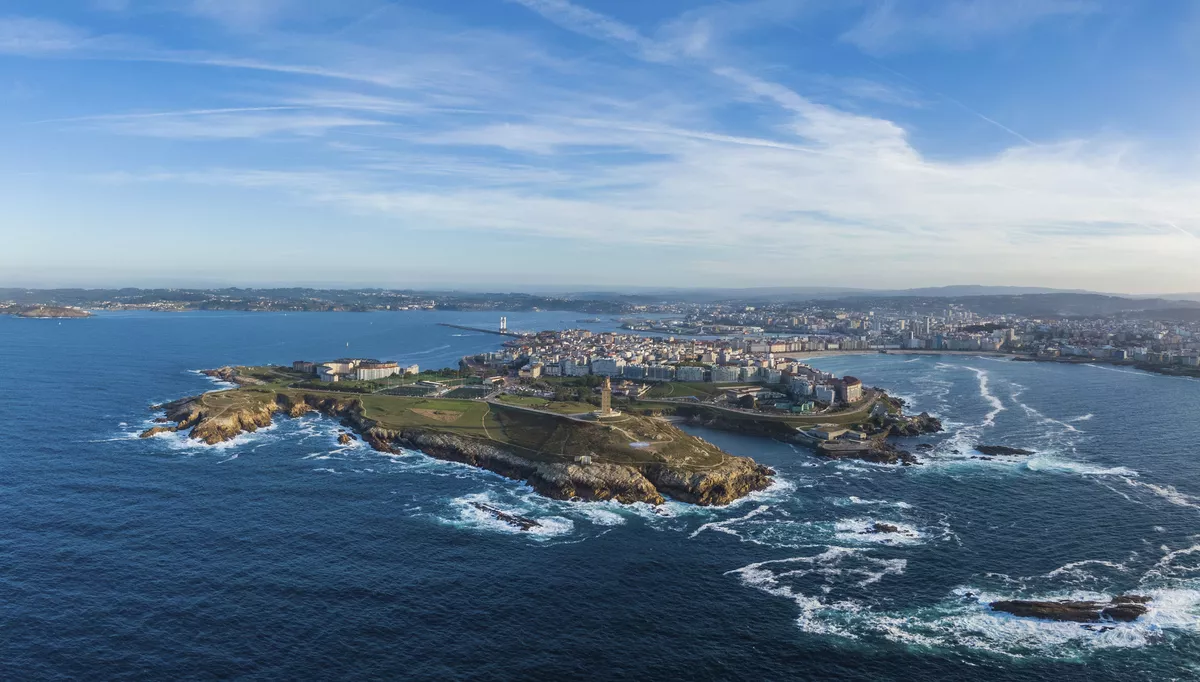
[470, 502, 540, 531]
[338, 432, 355, 445]
[990, 595, 1150, 623]
[976, 445, 1035, 457]
[869, 522, 900, 534]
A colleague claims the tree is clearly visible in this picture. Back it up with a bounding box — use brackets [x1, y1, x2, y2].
[738, 394, 757, 410]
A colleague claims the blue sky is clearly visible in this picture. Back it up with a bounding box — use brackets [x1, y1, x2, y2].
[2, 0, 1200, 293]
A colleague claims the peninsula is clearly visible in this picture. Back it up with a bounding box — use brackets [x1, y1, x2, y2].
[143, 365, 774, 506]
[1, 305, 91, 318]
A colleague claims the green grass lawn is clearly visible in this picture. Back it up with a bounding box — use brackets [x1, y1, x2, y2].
[495, 394, 596, 415]
[644, 382, 724, 399]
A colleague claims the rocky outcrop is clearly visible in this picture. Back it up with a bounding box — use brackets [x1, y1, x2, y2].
[471, 502, 541, 531]
[887, 412, 943, 437]
[144, 387, 773, 507]
[990, 595, 1150, 623]
[143, 392, 278, 445]
[642, 458, 775, 506]
[202, 366, 264, 386]
[818, 440, 919, 466]
[976, 445, 1035, 457]
[338, 432, 355, 445]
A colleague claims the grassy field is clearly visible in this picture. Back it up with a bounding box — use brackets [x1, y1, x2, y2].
[444, 386, 493, 399]
[232, 366, 312, 385]
[644, 382, 724, 399]
[494, 394, 596, 415]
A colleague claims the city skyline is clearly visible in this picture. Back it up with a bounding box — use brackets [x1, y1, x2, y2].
[3, 0, 1200, 292]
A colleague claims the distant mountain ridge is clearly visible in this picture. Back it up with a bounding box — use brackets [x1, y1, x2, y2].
[3, 286, 1199, 318]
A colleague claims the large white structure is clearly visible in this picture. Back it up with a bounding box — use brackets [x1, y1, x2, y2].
[710, 365, 740, 383]
[590, 357, 623, 377]
[814, 385, 837, 405]
[318, 358, 401, 382]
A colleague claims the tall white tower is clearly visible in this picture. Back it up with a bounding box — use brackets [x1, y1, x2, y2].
[499, 316, 507, 333]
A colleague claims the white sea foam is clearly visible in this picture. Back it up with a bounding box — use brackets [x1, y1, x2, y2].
[832, 496, 914, 510]
[1143, 544, 1200, 582]
[1023, 457, 1137, 477]
[188, 368, 237, 390]
[965, 366, 1005, 428]
[1083, 364, 1151, 377]
[147, 420, 280, 452]
[734, 570, 1200, 657]
[1121, 478, 1200, 511]
[441, 492, 575, 539]
[400, 343, 452, 357]
[833, 517, 924, 546]
[727, 546, 907, 634]
[1044, 559, 1131, 580]
[689, 505, 772, 539]
[1016, 400, 1080, 433]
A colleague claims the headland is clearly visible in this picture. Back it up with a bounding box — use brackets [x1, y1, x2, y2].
[2, 305, 91, 318]
[143, 365, 775, 506]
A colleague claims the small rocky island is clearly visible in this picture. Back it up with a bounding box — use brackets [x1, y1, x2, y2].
[143, 365, 774, 506]
[990, 595, 1151, 623]
[975, 445, 1035, 457]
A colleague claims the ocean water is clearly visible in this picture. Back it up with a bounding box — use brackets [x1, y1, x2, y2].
[3, 312, 1200, 680]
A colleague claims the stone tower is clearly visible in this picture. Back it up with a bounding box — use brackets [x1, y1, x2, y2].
[600, 376, 612, 415]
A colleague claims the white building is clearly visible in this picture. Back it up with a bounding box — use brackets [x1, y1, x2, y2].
[675, 365, 705, 382]
[711, 365, 740, 383]
[814, 385, 837, 404]
[590, 357, 623, 376]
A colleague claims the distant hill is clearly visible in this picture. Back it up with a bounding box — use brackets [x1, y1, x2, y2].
[830, 293, 1200, 317]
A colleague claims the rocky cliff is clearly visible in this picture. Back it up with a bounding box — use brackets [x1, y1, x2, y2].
[143, 389, 773, 506]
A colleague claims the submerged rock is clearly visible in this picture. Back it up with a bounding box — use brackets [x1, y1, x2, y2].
[470, 502, 541, 531]
[976, 445, 1035, 457]
[990, 595, 1150, 623]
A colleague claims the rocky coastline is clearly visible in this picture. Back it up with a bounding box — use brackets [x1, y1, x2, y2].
[142, 387, 773, 507]
[676, 401, 942, 467]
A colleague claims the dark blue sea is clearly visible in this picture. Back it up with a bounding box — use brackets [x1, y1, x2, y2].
[4, 311, 1200, 680]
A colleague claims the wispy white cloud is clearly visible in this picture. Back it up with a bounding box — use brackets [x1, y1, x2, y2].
[0, 16, 92, 54]
[185, 0, 293, 30]
[83, 109, 387, 138]
[508, 0, 670, 60]
[842, 0, 1100, 54]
